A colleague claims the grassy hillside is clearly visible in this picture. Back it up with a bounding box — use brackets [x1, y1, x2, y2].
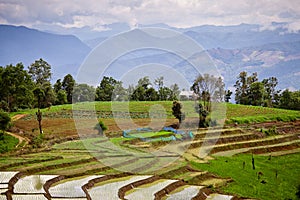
[191, 153, 300, 200]
[12, 101, 300, 123]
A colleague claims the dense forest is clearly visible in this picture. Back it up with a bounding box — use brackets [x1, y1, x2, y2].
[0, 58, 299, 113]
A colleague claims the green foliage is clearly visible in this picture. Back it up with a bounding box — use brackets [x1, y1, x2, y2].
[190, 153, 300, 200]
[172, 100, 185, 124]
[28, 58, 52, 85]
[191, 74, 225, 128]
[0, 63, 34, 111]
[31, 134, 44, 148]
[94, 120, 107, 135]
[0, 133, 18, 153]
[53, 79, 62, 93]
[33, 82, 55, 108]
[73, 83, 95, 102]
[0, 111, 11, 133]
[194, 102, 209, 128]
[248, 82, 265, 106]
[262, 77, 280, 107]
[96, 76, 123, 101]
[260, 126, 278, 136]
[278, 89, 300, 110]
[55, 90, 67, 105]
[145, 87, 158, 101]
[62, 74, 75, 103]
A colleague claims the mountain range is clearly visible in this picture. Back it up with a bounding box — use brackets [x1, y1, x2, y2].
[0, 23, 299, 90]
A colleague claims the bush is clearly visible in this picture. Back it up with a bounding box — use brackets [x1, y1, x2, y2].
[94, 120, 107, 135]
[260, 126, 278, 136]
[0, 111, 11, 133]
[31, 134, 44, 148]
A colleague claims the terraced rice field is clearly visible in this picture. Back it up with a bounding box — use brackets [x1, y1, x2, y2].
[88, 175, 151, 199]
[2, 103, 300, 199]
[14, 175, 58, 194]
[124, 179, 178, 199]
[0, 172, 233, 200]
[49, 175, 103, 198]
[164, 185, 203, 200]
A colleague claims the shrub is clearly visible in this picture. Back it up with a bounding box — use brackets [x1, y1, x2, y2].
[94, 120, 107, 135]
[0, 111, 11, 133]
[31, 134, 44, 148]
[260, 126, 278, 136]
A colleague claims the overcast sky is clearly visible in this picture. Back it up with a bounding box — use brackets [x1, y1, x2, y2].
[0, 0, 299, 32]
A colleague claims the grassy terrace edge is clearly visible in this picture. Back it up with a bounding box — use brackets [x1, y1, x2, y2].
[10, 101, 300, 125]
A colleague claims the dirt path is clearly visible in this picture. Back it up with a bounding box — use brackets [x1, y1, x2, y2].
[6, 131, 29, 148]
[8, 114, 30, 148]
[12, 114, 27, 121]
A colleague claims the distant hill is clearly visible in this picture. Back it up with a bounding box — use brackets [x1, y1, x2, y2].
[84, 22, 300, 49]
[182, 23, 300, 49]
[0, 25, 91, 80]
[102, 30, 300, 90]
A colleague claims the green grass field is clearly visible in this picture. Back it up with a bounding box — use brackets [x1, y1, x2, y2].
[11, 101, 300, 124]
[191, 153, 300, 200]
[0, 133, 19, 153]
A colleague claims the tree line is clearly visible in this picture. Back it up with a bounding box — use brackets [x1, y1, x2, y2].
[0, 59, 299, 114]
[234, 71, 300, 110]
[0, 59, 182, 112]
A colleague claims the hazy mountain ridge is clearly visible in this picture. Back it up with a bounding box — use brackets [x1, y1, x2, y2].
[0, 25, 91, 80]
[207, 41, 300, 90]
[0, 23, 299, 90]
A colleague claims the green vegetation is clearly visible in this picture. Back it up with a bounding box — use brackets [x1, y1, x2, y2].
[225, 103, 300, 124]
[191, 74, 224, 127]
[191, 153, 300, 200]
[12, 101, 300, 125]
[0, 133, 18, 153]
[234, 71, 300, 110]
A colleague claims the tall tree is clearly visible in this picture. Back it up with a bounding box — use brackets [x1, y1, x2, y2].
[112, 82, 127, 101]
[234, 71, 259, 105]
[62, 74, 75, 104]
[29, 59, 55, 108]
[248, 82, 265, 106]
[131, 77, 152, 101]
[131, 86, 146, 101]
[96, 76, 121, 101]
[278, 89, 300, 110]
[145, 88, 158, 101]
[54, 79, 62, 93]
[262, 77, 280, 107]
[234, 71, 249, 105]
[138, 76, 151, 90]
[169, 84, 180, 100]
[0, 63, 34, 111]
[155, 76, 164, 100]
[213, 77, 225, 102]
[55, 90, 67, 105]
[191, 74, 225, 128]
[28, 58, 52, 85]
[73, 84, 95, 102]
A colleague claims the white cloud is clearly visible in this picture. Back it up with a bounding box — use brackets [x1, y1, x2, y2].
[0, 0, 299, 31]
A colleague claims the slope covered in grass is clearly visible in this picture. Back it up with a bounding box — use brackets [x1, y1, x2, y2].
[190, 153, 300, 200]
